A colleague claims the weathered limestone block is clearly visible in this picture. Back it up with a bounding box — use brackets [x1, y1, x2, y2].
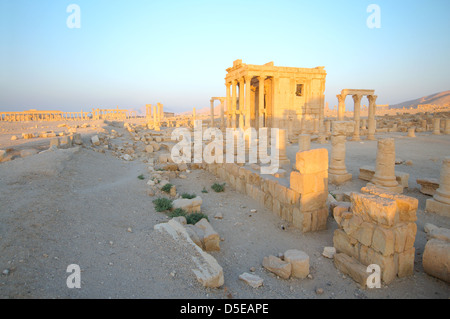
[298, 134, 311, 152]
[59, 136, 72, 149]
[239, 273, 264, 288]
[294, 148, 328, 174]
[154, 219, 224, 288]
[425, 157, 450, 217]
[334, 253, 370, 287]
[72, 133, 83, 145]
[360, 184, 418, 222]
[372, 226, 395, 257]
[262, 255, 292, 279]
[432, 118, 441, 135]
[195, 218, 220, 251]
[333, 229, 359, 259]
[91, 135, 100, 146]
[397, 247, 415, 278]
[422, 239, 450, 283]
[350, 192, 399, 227]
[172, 196, 202, 213]
[417, 178, 439, 196]
[20, 149, 38, 158]
[284, 249, 310, 279]
[290, 170, 327, 195]
[49, 137, 60, 148]
[407, 127, 416, 137]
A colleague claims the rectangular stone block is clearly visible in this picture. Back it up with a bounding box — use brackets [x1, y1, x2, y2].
[425, 198, 450, 218]
[416, 178, 439, 196]
[290, 170, 328, 195]
[360, 184, 418, 222]
[350, 222, 376, 247]
[351, 192, 399, 227]
[372, 226, 395, 257]
[295, 148, 328, 174]
[397, 247, 415, 278]
[359, 246, 397, 284]
[300, 190, 328, 213]
[333, 229, 359, 259]
[334, 253, 370, 288]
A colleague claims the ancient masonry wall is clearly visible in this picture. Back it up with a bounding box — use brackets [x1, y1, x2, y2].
[201, 151, 328, 233]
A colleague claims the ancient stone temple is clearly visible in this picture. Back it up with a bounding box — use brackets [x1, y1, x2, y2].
[224, 60, 327, 139]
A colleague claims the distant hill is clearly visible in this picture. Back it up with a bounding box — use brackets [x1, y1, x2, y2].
[390, 90, 450, 109]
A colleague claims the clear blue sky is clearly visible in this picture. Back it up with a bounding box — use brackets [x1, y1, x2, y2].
[1, 0, 449, 113]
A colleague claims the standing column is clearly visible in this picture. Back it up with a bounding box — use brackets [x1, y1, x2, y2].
[337, 94, 346, 121]
[298, 134, 311, 152]
[328, 121, 352, 185]
[433, 118, 441, 135]
[238, 78, 245, 129]
[258, 76, 265, 129]
[367, 95, 377, 140]
[370, 138, 403, 193]
[231, 80, 237, 128]
[407, 127, 416, 137]
[192, 107, 196, 125]
[244, 75, 252, 129]
[226, 82, 231, 128]
[444, 119, 450, 135]
[352, 94, 362, 141]
[220, 98, 225, 131]
[425, 157, 450, 217]
[210, 99, 215, 127]
[277, 129, 290, 167]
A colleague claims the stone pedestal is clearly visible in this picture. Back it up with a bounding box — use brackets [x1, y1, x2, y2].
[407, 127, 416, 138]
[277, 129, 290, 167]
[370, 138, 403, 193]
[298, 134, 311, 152]
[329, 121, 352, 185]
[444, 119, 450, 135]
[433, 118, 441, 135]
[426, 157, 450, 217]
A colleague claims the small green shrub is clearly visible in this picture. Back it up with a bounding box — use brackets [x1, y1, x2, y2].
[211, 183, 226, 193]
[186, 212, 209, 225]
[168, 208, 188, 218]
[152, 198, 173, 212]
[181, 193, 196, 199]
[161, 183, 173, 194]
[201, 187, 208, 194]
[137, 174, 145, 180]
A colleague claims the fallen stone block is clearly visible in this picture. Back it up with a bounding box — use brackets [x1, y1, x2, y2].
[262, 255, 292, 279]
[154, 219, 224, 288]
[423, 238, 450, 283]
[416, 178, 439, 196]
[172, 196, 202, 213]
[195, 218, 220, 251]
[359, 166, 409, 188]
[334, 253, 370, 288]
[239, 272, 264, 288]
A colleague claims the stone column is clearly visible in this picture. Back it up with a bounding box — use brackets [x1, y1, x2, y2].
[367, 95, 377, 140]
[244, 75, 252, 129]
[231, 80, 237, 128]
[352, 94, 362, 141]
[407, 127, 416, 138]
[433, 118, 441, 135]
[298, 134, 311, 152]
[361, 118, 367, 130]
[226, 82, 231, 128]
[325, 120, 331, 135]
[421, 119, 427, 131]
[210, 99, 215, 127]
[370, 138, 403, 193]
[192, 107, 196, 124]
[337, 94, 346, 121]
[329, 121, 352, 185]
[220, 98, 225, 131]
[238, 78, 245, 129]
[258, 76, 265, 129]
[445, 119, 450, 135]
[425, 157, 450, 217]
[276, 129, 290, 167]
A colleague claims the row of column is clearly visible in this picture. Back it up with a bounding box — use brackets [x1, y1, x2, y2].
[225, 75, 267, 130]
[336, 94, 377, 140]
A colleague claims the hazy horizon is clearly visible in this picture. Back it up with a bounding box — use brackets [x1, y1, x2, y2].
[1, 0, 450, 114]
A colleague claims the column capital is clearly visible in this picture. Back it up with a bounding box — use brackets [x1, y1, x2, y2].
[352, 94, 362, 103]
[336, 94, 346, 103]
[244, 75, 253, 82]
[367, 95, 378, 103]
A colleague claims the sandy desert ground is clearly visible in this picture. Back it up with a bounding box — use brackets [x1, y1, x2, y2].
[0, 118, 449, 299]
